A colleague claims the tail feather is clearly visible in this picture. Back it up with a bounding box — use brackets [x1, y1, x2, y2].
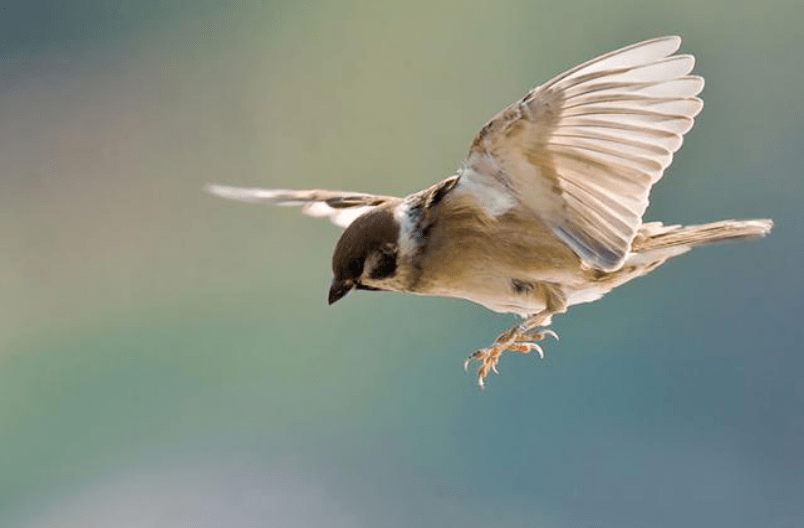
[633, 219, 773, 253]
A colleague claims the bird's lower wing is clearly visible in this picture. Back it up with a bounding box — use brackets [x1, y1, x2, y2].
[205, 184, 399, 228]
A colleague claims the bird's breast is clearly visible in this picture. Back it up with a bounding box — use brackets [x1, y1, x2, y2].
[407, 198, 584, 315]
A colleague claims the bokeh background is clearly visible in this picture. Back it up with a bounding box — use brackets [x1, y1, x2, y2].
[2, 1, 803, 526]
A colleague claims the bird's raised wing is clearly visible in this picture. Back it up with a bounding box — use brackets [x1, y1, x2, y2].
[205, 184, 399, 228]
[463, 36, 704, 271]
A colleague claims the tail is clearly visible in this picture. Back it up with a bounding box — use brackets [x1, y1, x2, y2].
[633, 219, 773, 254]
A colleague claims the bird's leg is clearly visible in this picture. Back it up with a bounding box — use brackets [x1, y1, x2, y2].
[463, 311, 558, 388]
[464, 290, 566, 388]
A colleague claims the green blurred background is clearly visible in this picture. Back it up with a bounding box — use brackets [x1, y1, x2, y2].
[2, 1, 802, 526]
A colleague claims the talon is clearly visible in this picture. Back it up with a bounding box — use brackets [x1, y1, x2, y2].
[542, 329, 559, 341]
[532, 343, 545, 358]
[465, 321, 557, 387]
[463, 356, 473, 372]
[463, 350, 481, 372]
[465, 346, 505, 388]
[465, 312, 559, 386]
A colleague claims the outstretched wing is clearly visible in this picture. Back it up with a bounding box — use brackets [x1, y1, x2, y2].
[463, 36, 704, 271]
[205, 184, 399, 228]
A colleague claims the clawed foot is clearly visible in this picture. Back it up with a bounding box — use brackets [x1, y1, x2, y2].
[463, 328, 558, 389]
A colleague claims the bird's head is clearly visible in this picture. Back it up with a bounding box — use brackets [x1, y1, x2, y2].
[328, 205, 401, 304]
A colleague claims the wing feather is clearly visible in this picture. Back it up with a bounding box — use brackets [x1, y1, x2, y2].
[464, 36, 704, 270]
[204, 184, 399, 228]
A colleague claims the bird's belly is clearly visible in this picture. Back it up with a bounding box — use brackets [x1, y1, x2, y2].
[420, 277, 549, 316]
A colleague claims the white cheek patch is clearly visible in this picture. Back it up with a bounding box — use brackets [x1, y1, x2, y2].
[393, 201, 420, 261]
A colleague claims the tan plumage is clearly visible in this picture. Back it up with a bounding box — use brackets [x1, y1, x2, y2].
[206, 36, 772, 388]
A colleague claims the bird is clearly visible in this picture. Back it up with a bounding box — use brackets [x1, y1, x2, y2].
[206, 36, 772, 388]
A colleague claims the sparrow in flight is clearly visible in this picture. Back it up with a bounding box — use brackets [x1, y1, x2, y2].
[207, 36, 772, 388]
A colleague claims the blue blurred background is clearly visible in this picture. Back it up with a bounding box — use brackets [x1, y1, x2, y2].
[2, 1, 802, 526]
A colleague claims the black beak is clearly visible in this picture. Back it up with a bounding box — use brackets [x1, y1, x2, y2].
[328, 279, 354, 305]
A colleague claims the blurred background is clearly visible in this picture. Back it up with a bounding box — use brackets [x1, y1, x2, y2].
[2, 1, 802, 526]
